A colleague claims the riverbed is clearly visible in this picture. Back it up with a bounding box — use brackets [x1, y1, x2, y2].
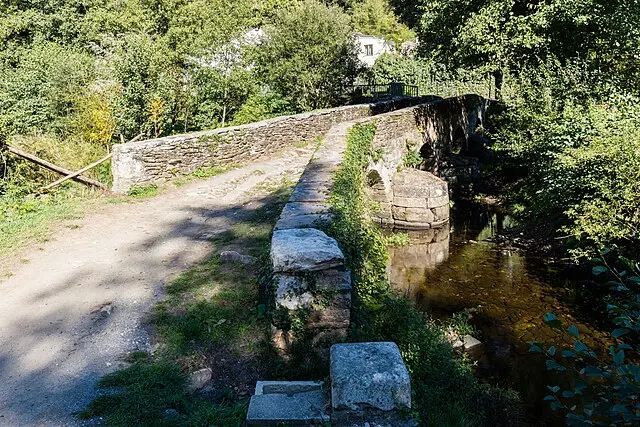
[388, 201, 613, 425]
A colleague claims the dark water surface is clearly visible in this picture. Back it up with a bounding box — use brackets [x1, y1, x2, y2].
[388, 201, 613, 425]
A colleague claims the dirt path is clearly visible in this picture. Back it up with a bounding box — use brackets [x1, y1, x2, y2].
[0, 146, 314, 426]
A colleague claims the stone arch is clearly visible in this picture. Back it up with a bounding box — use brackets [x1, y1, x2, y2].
[365, 165, 392, 204]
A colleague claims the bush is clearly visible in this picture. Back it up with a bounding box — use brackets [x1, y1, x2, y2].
[491, 65, 640, 256]
[0, 42, 93, 135]
[531, 251, 640, 426]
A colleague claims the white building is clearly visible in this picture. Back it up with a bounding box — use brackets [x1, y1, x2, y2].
[355, 33, 394, 68]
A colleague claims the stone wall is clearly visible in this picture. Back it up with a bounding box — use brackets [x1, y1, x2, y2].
[111, 97, 436, 193]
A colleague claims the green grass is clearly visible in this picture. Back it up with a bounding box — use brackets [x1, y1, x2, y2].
[0, 193, 87, 256]
[326, 123, 524, 426]
[191, 164, 239, 179]
[81, 182, 294, 426]
[127, 184, 159, 198]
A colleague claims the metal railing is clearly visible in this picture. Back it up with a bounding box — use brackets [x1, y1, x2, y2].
[350, 82, 419, 100]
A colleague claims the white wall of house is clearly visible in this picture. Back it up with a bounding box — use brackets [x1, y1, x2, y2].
[355, 33, 393, 68]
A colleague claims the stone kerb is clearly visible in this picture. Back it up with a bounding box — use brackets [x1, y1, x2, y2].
[269, 120, 359, 355]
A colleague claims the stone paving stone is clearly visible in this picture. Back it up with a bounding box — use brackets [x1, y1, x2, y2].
[246, 389, 329, 425]
[274, 213, 332, 230]
[254, 380, 323, 395]
[280, 202, 330, 218]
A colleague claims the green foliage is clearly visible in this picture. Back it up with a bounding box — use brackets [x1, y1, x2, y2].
[364, 53, 493, 98]
[492, 67, 640, 256]
[230, 91, 294, 126]
[328, 123, 523, 425]
[0, 42, 93, 134]
[350, 0, 415, 45]
[254, 0, 361, 112]
[415, 0, 640, 91]
[531, 252, 640, 426]
[403, 148, 422, 168]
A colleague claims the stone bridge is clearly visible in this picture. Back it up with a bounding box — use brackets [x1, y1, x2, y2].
[110, 94, 492, 425]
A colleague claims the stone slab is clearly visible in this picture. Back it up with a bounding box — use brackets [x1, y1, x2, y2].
[426, 195, 449, 208]
[330, 342, 411, 412]
[246, 391, 329, 425]
[392, 206, 435, 223]
[393, 196, 427, 208]
[299, 168, 336, 184]
[315, 269, 352, 293]
[275, 275, 314, 310]
[280, 202, 330, 218]
[308, 308, 350, 329]
[254, 381, 323, 396]
[271, 228, 344, 273]
[274, 213, 332, 230]
[289, 183, 331, 202]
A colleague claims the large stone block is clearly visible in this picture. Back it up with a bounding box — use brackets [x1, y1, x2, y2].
[274, 275, 314, 310]
[289, 181, 331, 202]
[274, 213, 332, 231]
[307, 308, 350, 329]
[393, 196, 427, 208]
[426, 195, 449, 208]
[392, 206, 435, 223]
[315, 269, 352, 293]
[271, 228, 344, 273]
[330, 342, 411, 414]
[280, 202, 330, 218]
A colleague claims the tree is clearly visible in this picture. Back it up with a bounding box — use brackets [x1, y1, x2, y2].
[254, 0, 361, 112]
[351, 0, 415, 45]
[413, 0, 640, 94]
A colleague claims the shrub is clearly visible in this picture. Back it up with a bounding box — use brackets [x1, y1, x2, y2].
[254, 0, 361, 112]
[491, 67, 640, 257]
[531, 251, 640, 426]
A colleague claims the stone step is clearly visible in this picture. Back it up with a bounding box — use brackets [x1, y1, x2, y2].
[246, 381, 329, 426]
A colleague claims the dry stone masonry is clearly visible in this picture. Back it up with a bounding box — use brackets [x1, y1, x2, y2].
[269, 120, 358, 357]
[127, 95, 492, 425]
[111, 97, 436, 193]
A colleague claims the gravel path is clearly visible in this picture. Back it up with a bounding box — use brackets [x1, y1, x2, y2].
[0, 146, 314, 426]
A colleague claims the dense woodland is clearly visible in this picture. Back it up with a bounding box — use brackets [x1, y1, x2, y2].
[2, 0, 640, 425]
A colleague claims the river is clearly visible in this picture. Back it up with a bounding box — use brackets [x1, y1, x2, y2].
[388, 201, 614, 425]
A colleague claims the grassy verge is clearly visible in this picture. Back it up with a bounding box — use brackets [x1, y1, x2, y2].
[0, 189, 94, 257]
[80, 184, 293, 426]
[327, 123, 523, 426]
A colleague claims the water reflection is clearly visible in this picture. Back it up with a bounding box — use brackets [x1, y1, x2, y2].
[387, 201, 611, 426]
[388, 224, 450, 300]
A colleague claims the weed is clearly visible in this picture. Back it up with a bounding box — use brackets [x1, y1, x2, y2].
[127, 184, 159, 198]
[191, 164, 237, 179]
[385, 231, 409, 246]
